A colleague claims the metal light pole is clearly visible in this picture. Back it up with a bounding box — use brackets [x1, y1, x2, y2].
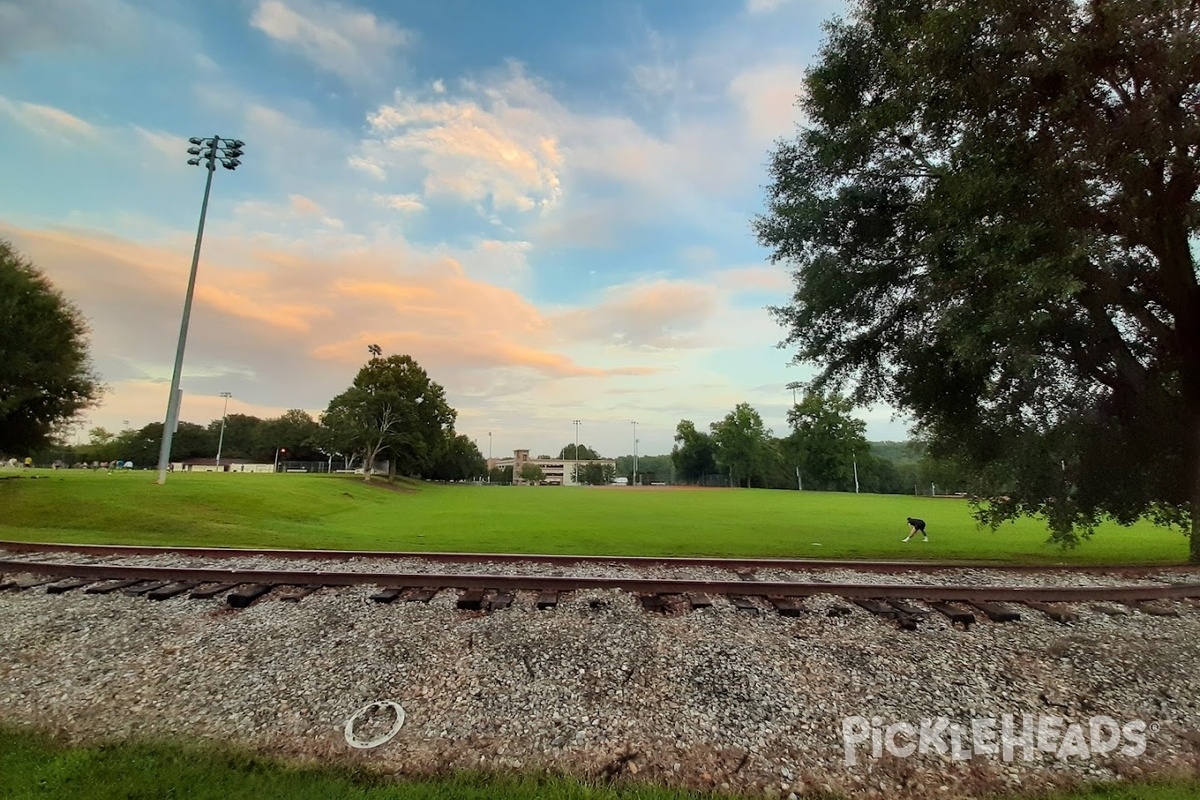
[630, 420, 638, 486]
[215, 391, 232, 470]
[156, 135, 245, 485]
[487, 431, 492, 483]
[572, 419, 581, 485]
[274, 447, 287, 473]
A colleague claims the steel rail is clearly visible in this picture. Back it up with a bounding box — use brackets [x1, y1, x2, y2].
[0, 540, 1193, 575]
[3, 559, 1199, 602]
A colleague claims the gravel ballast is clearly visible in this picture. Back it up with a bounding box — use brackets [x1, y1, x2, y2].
[1, 573, 1199, 799]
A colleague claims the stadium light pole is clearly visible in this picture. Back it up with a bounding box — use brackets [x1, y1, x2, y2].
[487, 431, 492, 483]
[274, 447, 287, 473]
[156, 135, 245, 485]
[215, 391, 232, 470]
[572, 419, 581, 485]
[630, 420, 638, 486]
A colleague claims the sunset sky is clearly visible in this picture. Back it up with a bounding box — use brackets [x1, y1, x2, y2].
[0, 0, 911, 459]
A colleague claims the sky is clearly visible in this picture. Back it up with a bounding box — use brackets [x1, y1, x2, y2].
[0, 0, 912, 459]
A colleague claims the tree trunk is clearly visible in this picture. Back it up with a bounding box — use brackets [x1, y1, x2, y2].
[388, 458, 396, 484]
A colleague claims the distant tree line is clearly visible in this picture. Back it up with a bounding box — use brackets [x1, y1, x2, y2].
[666, 391, 964, 494]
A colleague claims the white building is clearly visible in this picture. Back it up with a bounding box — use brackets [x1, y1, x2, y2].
[488, 449, 617, 486]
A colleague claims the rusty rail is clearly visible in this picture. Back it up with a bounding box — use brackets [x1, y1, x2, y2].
[3, 559, 1199, 602]
[1, 540, 1193, 575]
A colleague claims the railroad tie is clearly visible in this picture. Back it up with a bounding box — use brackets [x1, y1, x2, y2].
[687, 593, 713, 610]
[46, 578, 93, 594]
[369, 587, 404, 604]
[125, 581, 170, 597]
[85, 579, 145, 595]
[1090, 604, 1131, 617]
[969, 601, 1021, 623]
[1124, 601, 1180, 618]
[278, 585, 321, 602]
[226, 584, 274, 608]
[405, 588, 438, 603]
[728, 595, 761, 614]
[13, 577, 54, 590]
[768, 596, 806, 617]
[146, 582, 196, 601]
[886, 599, 930, 618]
[189, 582, 240, 600]
[0, 578, 13, 591]
[639, 594, 668, 613]
[535, 590, 559, 610]
[826, 605, 852, 618]
[926, 601, 975, 627]
[457, 588, 485, 611]
[486, 591, 514, 611]
[1024, 602, 1079, 624]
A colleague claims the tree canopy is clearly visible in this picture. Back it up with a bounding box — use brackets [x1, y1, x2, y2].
[756, 0, 1200, 559]
[0, 240, 101, 454]
[320, 354, 456, 482]
[710, 403, 774, 488]
[559, 443, 601, 460]
[671, 420, 718, 482]
[784, 391, 870, 492]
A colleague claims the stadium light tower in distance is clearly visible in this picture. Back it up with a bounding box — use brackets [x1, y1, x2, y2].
[215, 391, 232, 469]
[156, 135, 245, 485]
[630, 420, 638, 486]
[572, 419, 582, 484]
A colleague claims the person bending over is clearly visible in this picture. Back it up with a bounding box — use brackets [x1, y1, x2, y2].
[903, 517, 928, 543]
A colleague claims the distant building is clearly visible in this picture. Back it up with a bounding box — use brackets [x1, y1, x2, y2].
[489, 449, 617, 486]
[173, 458, 274, 473]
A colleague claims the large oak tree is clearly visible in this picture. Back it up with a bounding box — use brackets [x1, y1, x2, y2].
[756, 0, 1200, 559]
[0, 240, 101, 454]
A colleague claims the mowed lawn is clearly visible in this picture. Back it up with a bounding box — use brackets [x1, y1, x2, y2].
[0, 470, 1189, 564]
[3, 727, 1200, 800]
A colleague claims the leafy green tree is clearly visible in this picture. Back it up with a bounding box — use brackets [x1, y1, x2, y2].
[519, 462, 544, 484]
[428, 433, 486, 481]
[0, 240, 102, 454]
[784, 392, 871, 492]
[204, 413, 262, 461]
[321, 354, 456, 482]
[577, 462, 616, 485]
[488, 464, 513, 484]
[671, 420, 718, 483]
[755, 0, 1200, 559]
[710, 403, 773, 488]
[559, 443, 601, 460]
[259, 409, 320, 461]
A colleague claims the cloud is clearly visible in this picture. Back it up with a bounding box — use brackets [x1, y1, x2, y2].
[745, 0, 801, 13]
[374, 193, 425, 213]
[553, 279, 720, 350]
[0, 223, 647, 418]
[0, 95, 96, 142]
[249, 0, 411, 84]
[363, 68, 565, 214]
[0, 0, 140, 60]
[728, 63, 806, 141]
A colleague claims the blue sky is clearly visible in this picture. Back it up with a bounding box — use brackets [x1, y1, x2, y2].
[0, 0, 911, 458]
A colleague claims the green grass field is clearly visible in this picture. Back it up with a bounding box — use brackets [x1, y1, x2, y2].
[0, 470, 1189, 564]
[2, 728, 1198, 800]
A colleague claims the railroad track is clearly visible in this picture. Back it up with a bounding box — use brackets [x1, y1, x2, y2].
[2, 548, 1199, 631]
[1, 539, 1194, 575]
